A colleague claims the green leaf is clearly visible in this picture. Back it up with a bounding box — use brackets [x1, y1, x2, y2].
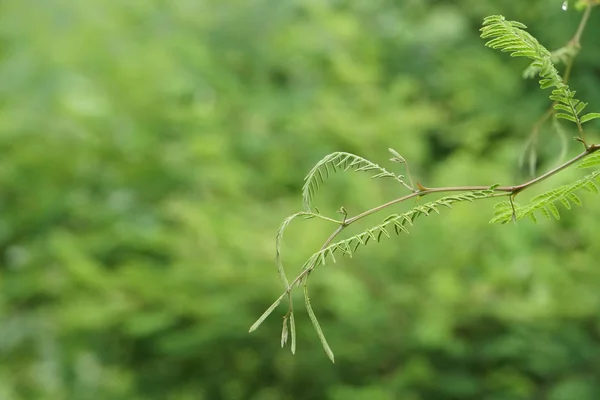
[555, 113, 577, 122]
[547, 203, 560, 219]
[584, 180, 599, 194]
[559, 196, 571, 210]
[480, 15, 586, 128]
[580, 113, 600, 124]
[249, 293, 286, 333]
[567, 193, 582, 206]
[550, 94, 570, 103]
[540, 79, 555, 89]
[281, 314, 289, 348]
[302, 152, 406, 211]
[577, 153, 600, 169]
[490, 170, 600, 224]
[575, 102, 587, 115]
[553, 104, 572, 113]
[289, 312, 296, 355]
[388, 148, 406, 163]
[539, 207, 551, 219]
[304, 283, 334, 363]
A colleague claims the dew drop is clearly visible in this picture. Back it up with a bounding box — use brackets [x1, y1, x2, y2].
[562, 0, 568, 10]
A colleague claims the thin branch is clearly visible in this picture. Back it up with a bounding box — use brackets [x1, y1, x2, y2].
[253, 7, 600, 354]
[280, 143, 600, 294]
[571, 3, 593, 47]
[512, 144, 598, 191]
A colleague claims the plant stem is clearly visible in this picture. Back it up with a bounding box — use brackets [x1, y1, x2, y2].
[282, 143, 600, 292]
[571, 3, 593, 47]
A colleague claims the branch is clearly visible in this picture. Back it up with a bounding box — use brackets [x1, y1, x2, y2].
[250, 10, 600, 362]
[250, 144, 600, 339]
[294, 143, 600, 286]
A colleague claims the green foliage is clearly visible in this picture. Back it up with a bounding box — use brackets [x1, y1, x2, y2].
[302, 151, 409, 212]
[492, 154, 600, 228]
[308, 191, 497, 268]
[256, 186, 499, 360]
[304, 282, 335, 363]
[479, 14, 600, 225]
[577, 152, 600, 169]
[490, 170, 600, 223]
[255, 11, 600, 365]
[522, 45, 577, 79]
[480, 15, 600, 127]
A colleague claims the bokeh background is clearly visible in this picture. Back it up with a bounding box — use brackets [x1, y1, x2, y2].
[1, 0, 600, 399]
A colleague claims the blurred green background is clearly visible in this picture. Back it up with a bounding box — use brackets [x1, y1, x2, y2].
[1, 0, 600, 399]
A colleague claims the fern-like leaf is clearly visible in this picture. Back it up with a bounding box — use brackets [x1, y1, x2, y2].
[523, 45, 578, 79]
[281, 314, 289, 348]
[279, 311, 297, 354]
[302, 190, 496, 270]
[577, 152, 600, 169]
[249, 292, 286, 333]
[480, 15, 587, 127]
[304, 282, 334, 363]
[289, 311, 296, 354]
[490, 170, 600, 224]
[302, 152, 407, 212]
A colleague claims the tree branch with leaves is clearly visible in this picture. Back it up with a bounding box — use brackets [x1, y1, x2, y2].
[249, 8, 600, 363]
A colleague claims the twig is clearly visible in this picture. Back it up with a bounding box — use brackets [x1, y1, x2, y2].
[280, 143, 600, 294]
